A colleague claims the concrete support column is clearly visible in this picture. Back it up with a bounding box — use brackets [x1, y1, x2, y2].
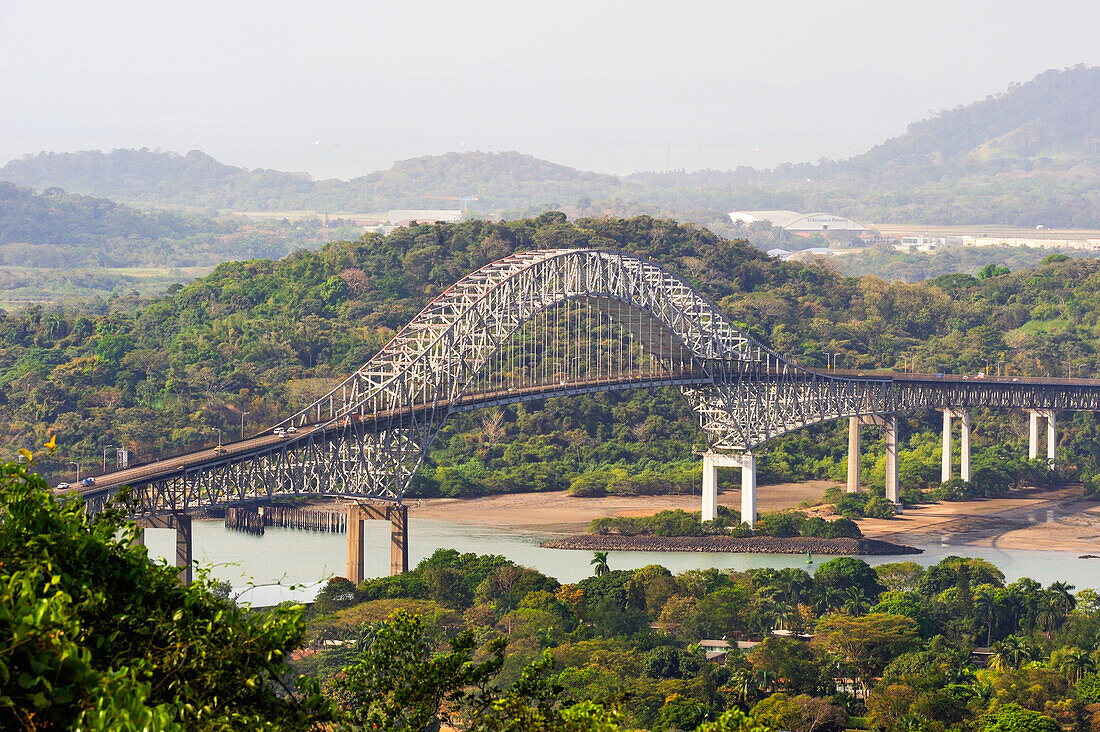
[847, 417, 861, 493]
[346, 504, 365, 584]
[701, 453, 719, 523]
[1029, 410, 1041, 460]
[1046, 411, 1057, 467]
[134, 515, 191, 585]
[941, 409, 953, 482]
[959, 409, 971, 483]
[389, 505, 409, 576]
[741, 453, 757, 529]
[884, 415, 901, 510]
[174, 515, 193, 585]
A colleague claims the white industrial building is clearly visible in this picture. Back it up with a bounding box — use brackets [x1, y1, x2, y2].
[728, 210, 868, 233]
[387, 209, 463, 225]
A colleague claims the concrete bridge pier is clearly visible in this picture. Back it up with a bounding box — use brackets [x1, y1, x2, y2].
[847, 415, 894, 493]
[701, 451, 757, 528]
[1028, 409, 1056, 466]
[133, 514, 192, 585]
[884, 414, 901, 509]
[845, 414, 901, 510]
[847, 417, 861, 493]
[346, 503, 410, 584]
[941, 407, 968, 482]
[941, 408, 971, 483]
[740, 453, 757, 528]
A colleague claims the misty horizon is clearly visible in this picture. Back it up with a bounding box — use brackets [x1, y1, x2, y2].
[3, 1, 1100, 180]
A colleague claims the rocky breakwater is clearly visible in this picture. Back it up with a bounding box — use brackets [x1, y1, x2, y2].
[541, 534, 922, 555]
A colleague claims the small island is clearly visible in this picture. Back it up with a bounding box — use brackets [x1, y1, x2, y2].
[541, 507, 922, 555]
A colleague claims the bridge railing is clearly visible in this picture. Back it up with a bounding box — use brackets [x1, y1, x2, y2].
[53, 437, 228, 488]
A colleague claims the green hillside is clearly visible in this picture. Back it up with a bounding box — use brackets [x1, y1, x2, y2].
[0, 182, 362, 304]
[4, 215, 1100, 498]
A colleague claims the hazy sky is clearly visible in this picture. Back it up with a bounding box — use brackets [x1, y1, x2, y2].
[2, 1, 1099, 179]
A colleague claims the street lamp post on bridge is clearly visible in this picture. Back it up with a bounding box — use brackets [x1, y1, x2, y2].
[69, 461, 80, 483]
[103, 444, 114, 471]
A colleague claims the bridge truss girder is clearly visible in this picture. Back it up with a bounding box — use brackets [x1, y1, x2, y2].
[77, 248, 1100, 518]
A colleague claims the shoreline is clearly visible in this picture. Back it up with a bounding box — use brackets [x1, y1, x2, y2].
[406, 484, 1100, 553]
[541, 534, 922, 555]
[227, 482, 1100, 554]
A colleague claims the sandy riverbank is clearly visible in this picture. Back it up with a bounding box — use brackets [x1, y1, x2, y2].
[410, 481, 836, 534]
[405, 482, 1100, 553]
[858, 486, 1100, 552]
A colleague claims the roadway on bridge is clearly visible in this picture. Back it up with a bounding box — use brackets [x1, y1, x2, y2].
[61, 368, 1087, 503]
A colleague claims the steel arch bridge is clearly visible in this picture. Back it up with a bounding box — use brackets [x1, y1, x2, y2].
[75, 248, 1100, 518]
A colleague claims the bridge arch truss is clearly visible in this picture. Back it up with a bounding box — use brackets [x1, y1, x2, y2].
[76, 248, 1100, 518]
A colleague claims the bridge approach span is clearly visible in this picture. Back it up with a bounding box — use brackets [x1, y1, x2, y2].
[70, 248, 1100, 521]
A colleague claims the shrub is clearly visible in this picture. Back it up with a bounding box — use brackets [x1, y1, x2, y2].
[863, 496, 897, 519]
[833, 491, 871, 518]
[1077, 671, 1100, 704]
[931, 478, 972, 502]
[730, 523, 755, 538]
[900, 487, 927, 505]
[802, 516, 863, 539]
[756, 511, 805, 537]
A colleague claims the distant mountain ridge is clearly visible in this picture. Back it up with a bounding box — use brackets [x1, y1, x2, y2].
[4, 66, 1100, 226]
[0, 149, 622, 215]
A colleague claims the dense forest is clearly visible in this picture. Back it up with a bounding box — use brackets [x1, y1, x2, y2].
[4, 214, 1100, 501]
[5, 67, 1100, 227]
[297, 547, 1100, 731]
[8, 457, 1100, 730]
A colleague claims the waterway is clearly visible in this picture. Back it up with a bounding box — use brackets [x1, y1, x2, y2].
[140, 518, 1100, 607]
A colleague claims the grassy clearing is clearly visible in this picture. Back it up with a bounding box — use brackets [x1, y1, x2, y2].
[0, 265, 215, 310]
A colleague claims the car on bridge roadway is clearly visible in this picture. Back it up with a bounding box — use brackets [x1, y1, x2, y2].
[81, 477, 95, 487]
[56, 482, 70, 490]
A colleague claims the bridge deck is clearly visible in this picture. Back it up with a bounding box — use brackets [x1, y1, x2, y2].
[61, 368, 1100, 505]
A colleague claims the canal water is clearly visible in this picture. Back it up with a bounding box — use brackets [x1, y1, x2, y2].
[141, 518, 1100, 607]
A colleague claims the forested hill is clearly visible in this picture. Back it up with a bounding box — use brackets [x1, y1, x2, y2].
[4, 68, 1100, 226]
[626, 65, 1100, 226]
[0, 149, 623, 214]
[5, 214, 1100, 496]
[836, 65, 1100, 185]
[0, 182, 361, 269]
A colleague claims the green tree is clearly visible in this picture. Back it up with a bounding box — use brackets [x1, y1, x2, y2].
[0, 458, 334, 730]
[981, 702, 1059, 732]
[334, 609, 621, 731]
[814, 612, 920, 697]
[813, 558, 883, 602]
[591, 552, 610, 577]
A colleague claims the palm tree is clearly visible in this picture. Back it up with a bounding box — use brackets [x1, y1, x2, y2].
[843, 587, 869, 616]
[1036, 595, 1062, 639]
[1057, 647, 1095, 684]
[724, 668, 759, 706]
[753, 668, 778, 695]
[1048, 581, 1077, 616]
[946, 664, 977, 685]
[772, 601, 794, 631]
[590, 551, 610, 577]
[990, 635, 1032, 672]
[974, 585, 998, 647]
[814, 586, 843, 614]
